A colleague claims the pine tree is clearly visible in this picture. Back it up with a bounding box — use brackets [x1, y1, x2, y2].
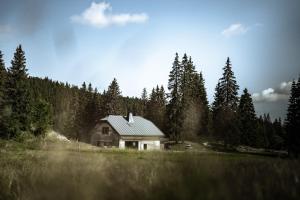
[198, 72, 209, 106]
[263, 113, 275, 148]
[31, 99, 52, 136]
[212, 81, 224, 140]
[238, 88, 257, 146]
[141, 88, 148, 100]
[0, 50, 6, 97]
[219, 57, 239, 110]
[256, 115, 266, 148]
[0, 51, 7, 138]
[181, 55, 196, 100]
[180, 55, 206, 140]
[4, 45, 32, 137]
[272, 118, 285, 150]
[192, 71, 209, 136]
[286, 78, 300, 157]
[141, 88, 148, 116]
[212, 57, 240, 147]
[167, 53, 184, 141]
[104, 78, 122, 115]
[73, 82, 88, 140]
[146, 86, 166, 132]
[146, 88, 157, 122]
[83, 83, 100, 142]
[63, 86, 79, 138]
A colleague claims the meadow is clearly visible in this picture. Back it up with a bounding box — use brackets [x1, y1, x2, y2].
[0, 137, 299, 200]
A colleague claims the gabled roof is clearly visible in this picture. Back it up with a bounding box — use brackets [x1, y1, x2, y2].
[101, 115, 164, 137]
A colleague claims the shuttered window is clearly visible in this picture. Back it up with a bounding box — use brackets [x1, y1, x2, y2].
[102, 127, 109, 135]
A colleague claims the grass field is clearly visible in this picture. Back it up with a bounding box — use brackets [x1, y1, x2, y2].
[0, 137, 299, 200]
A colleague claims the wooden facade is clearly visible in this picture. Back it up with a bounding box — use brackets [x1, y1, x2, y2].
[90, 122, 119, 147]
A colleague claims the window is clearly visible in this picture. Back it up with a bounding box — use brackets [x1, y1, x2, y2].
[102, 127, 109, 135]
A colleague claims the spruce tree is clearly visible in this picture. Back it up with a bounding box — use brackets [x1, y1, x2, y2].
[272, 118, 285, 150]
[212, 81, 224, 140]
[0, 51, 7, 138]
[167, 53, 184, 141]
[31, 99, 52, 136]
[158, 85, 167, 132]
[219, 57, 239, 110]
[0, 51, 6, 97]
[141, 88, 148, 116]
[212, 57, 240, 147]
[286, 78, 300, 157]
[198, 72, 209, 107]
[181, 55, 205, 140]
[4, 45, 32, 137]
[104, 78, 122, 115]
[192, 71, 209, 135]
[238, 88, 257, 146]
[146, 88, 157, 122]
[73, 82, 89, 140]
[146, 86, 166, 132]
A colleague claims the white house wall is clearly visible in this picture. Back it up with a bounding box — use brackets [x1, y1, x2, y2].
[119, 139, 125, 149]
[138, 140, 160, 150]
[119, 139, 160, 150]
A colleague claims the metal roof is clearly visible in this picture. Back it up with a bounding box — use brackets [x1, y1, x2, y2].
[101, 115, 165, 137]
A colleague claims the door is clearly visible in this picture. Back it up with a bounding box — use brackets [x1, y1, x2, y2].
[143, 144, 147, 150]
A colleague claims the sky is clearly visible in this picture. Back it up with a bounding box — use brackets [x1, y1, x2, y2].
[0, 0, 299, 120]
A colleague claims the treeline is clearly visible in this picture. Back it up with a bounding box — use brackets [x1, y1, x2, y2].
[0, 46, 145, 142]
[166, 55, 287, 150]
[0, 46, 299, 156]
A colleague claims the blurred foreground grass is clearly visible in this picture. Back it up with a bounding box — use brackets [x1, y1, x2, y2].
[0, 138, 299, 200]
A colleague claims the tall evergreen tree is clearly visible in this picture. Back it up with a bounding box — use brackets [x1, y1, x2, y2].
[272, 118, 285, 150]
[238, 88, 257, 146]
[0, 50, 6, 97]
[0, 51, 7, 137]
[141, 88, 148, 116]
[146, 86, 166, 132]
[198, 72, 209, 106]
[31, 99, 52, 136]
[73, 82, 89, 140]
[212, 81, 224, 140]
[192, 71, 210, 135]
[212, 57, 240, 147]
[286, 78, 300, 157]
[104, 78, 122, 115]
[180, 55, 205, 140]
[180, 55, 196, 100]
[4, 45, 32, 137]
[167, 53, 184, 141]
[219, 57, 239, 110]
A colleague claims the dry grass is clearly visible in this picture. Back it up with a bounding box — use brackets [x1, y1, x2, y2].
[0, 138, 299, 200]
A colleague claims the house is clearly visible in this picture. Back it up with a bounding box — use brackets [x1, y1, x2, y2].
[90, 113, 165, 150]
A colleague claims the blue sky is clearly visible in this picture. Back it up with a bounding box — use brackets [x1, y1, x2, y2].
[0, 0, 299, 119]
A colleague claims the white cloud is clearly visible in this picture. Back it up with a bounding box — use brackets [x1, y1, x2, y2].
[252, 81, 292, 102]
[221, 23, 249, 37]
[221, 23, 263, 37]
[70, 2, 148, 28]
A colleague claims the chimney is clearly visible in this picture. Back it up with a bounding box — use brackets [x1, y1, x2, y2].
[128, 112, 134, 124]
